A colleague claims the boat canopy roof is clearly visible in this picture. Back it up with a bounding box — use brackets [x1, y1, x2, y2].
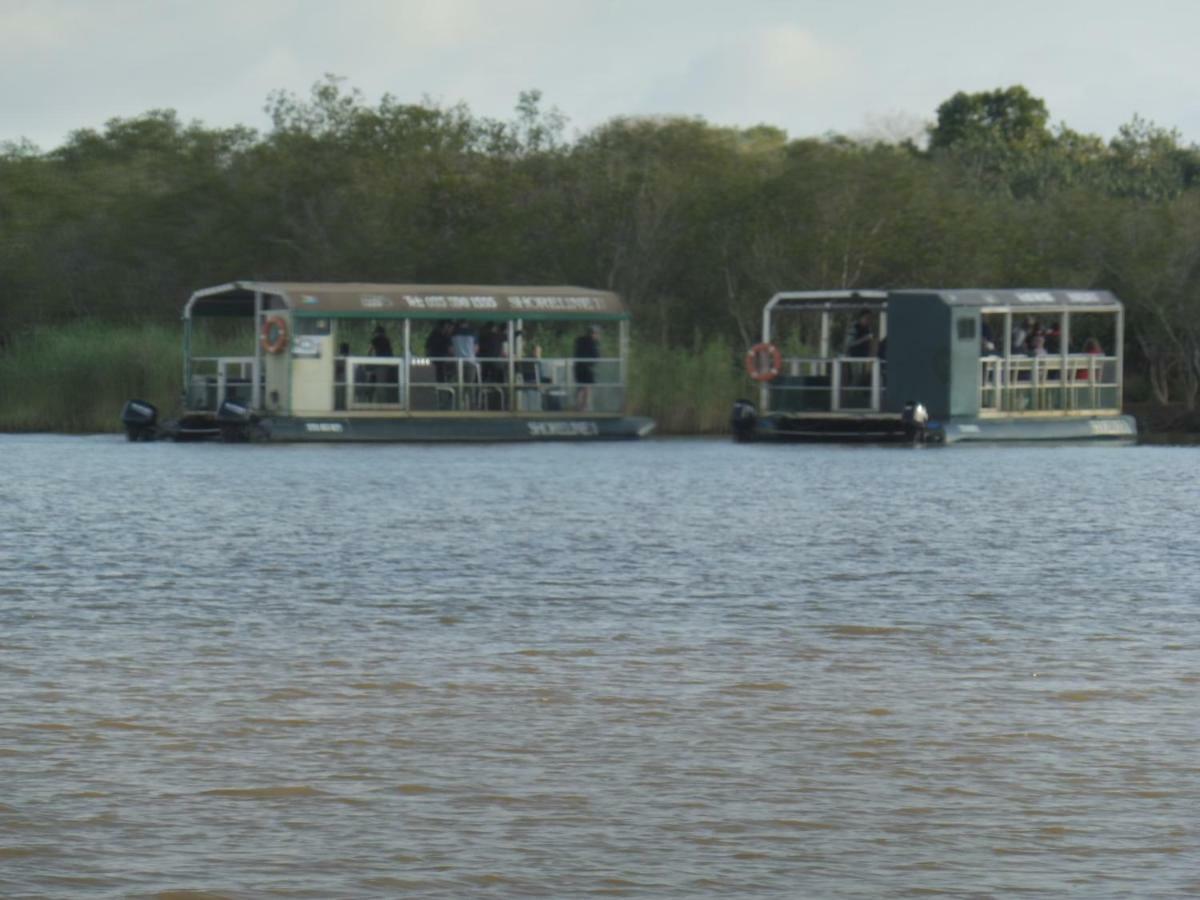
[896, 288, 1123, 313]
[184, 281, 629, 321]
[767, 288, 1122, 316]
[766, 290, 889, 314]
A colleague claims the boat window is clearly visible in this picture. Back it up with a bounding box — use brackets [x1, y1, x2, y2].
[956, 317, 976, 341]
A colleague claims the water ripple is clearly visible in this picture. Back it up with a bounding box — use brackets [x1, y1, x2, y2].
[0, 436, 1197, 897]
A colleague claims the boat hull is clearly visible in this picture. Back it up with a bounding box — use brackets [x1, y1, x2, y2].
[159, 413, 656, 443]
[740, 411, 1137, 445]
[741, 412, 930, 444]
[939, 414, 1137, 444]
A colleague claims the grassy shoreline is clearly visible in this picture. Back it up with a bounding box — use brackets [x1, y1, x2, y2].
[3, 322, 1197, 440]
[0, 321, 746, 436]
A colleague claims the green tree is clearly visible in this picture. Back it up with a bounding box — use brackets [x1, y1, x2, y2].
[929, 85, 1050, 151]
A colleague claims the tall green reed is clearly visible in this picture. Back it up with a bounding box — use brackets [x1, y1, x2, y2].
[627, 335, 745, 434]
[0, 321, 182, 433]
[0, 322, 752, 434]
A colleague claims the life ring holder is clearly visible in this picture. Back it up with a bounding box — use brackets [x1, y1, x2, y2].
[745, 342, 783, 382]
[260, 316, 288, 354]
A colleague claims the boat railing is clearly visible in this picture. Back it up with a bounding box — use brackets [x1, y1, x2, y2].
[338, 356, 404, 409]
[187, 356, 258, 410]
[979, 354, 1120, 414]
[333, 355, 626, 414]
[768, 356, 883, 413]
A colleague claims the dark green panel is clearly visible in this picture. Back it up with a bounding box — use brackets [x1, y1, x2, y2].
[884, 292, 952, 417]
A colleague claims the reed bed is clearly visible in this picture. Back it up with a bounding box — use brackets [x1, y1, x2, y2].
[0, 321, 182, 433]
[0, 322, 747, 435]
[627, 336, 744, 435]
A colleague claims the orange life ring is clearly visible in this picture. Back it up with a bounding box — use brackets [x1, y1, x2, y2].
[745, 342, 782, 382]
[260, 316, 288, 354]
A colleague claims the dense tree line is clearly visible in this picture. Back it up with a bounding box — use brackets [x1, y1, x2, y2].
[3, 79, 1200, 406]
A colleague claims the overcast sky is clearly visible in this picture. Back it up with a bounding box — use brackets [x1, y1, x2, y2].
[4, 0, 1199, 151]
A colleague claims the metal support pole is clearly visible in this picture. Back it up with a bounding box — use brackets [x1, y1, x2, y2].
[1116, 307, 1125, 411]
[182, 315, 191, 407]
[252, 290, 263, 409]
[1002, 310, 1012, 412]
[619, 319, 630, 412]
[1060, 312, 1070, 411]
[507, 320, 516, 411]
[403, 319, 411, 411]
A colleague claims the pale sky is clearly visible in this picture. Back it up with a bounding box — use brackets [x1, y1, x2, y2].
[3, 0, 1199, 151]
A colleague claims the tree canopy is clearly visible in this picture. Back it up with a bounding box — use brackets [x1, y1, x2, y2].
[2, 79, 1200, 405]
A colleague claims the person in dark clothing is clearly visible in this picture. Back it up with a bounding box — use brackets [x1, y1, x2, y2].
[573, 325, 601, 410]
[846, 310, 874, 357]
[1045, 321, 1062, 354]
[425, 320, 454, 382]
[845, 310, 874, 388]
[368, 324, 395, 400]
[478, 323, 506, 384]
[423, 320, 454, 408]
[369, 325, 393, 358]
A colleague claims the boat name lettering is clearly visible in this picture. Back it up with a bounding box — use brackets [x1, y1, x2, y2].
[509, 296, 603, 311]
[1090, 419, 1130, 436]
[527, 421, 600, 437]
[1015, 291, 1056, 304]
[1066, 291, 1102, 304]
[360, 294, 395, 309]
[305, 422, 345, 433]
[402, 295, 499, 310]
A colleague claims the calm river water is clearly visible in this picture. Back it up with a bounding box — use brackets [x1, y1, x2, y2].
[1, 435, 1197, 898]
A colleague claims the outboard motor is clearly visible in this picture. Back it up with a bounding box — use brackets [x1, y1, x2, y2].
[901, 400, 929, 444]
[730, 399, 758, 443]
[216, 399, 253, 442]
[120, 399, 158, 442]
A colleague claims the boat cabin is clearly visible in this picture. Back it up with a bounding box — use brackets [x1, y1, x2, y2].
[159, 281, 653, 441]
[738, 288, 1135, 443]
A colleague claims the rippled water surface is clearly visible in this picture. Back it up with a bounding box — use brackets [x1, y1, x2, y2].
[1, 435, 1198, 898]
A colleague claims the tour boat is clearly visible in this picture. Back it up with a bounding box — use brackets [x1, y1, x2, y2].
[122, 281, 655, 442]
[732, 288, 1137, 445]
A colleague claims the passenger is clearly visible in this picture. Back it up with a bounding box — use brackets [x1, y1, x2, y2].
[479, 323, 506, 384]
[574, 325, 601, 411]
[1077, 338, 1103, 381]
[845, 309, 874, 357]
[477, 323, 507, 410]
[367, 324, 395, 400]
[369, 324, 394, 358]
[451, 320, 477, 362]
[845, 309, 874, 388]
[1012, 317, 1034, 354]
[451, 320, 479, 405]
[1045, 321, 1062, 354]
[425, 320, 454, 382]
[980, 320, 996, 354]
[424, 320, 454, 409]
